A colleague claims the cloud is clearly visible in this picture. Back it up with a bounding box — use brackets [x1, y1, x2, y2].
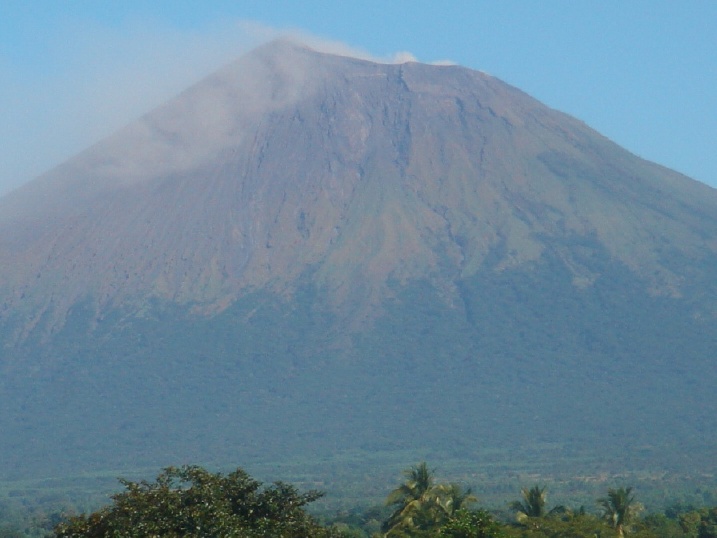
[0, 18, 262, 196]
[430, 59, 458, 66]
[390, 51, 419, 64]
[0, 20, 422, 197]
[262, 26, 419, 65]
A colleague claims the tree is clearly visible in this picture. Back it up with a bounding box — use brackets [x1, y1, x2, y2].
[383, 462, 441, 535]
[678, 507, 717, 538]
[440, 484, 479, 518]
[386, 462, 435, 509]
[510, 485, 547, 522]
[382, 463, 481, 537]
[54, 465, 336, 538]
[439, 509, 504, 538]
[501, 512, 609, 538]
[597, 487, 643, 538]
[509, 485, 565, 524]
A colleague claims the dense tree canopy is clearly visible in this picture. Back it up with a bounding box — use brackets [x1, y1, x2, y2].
[53, 465, 335, 538]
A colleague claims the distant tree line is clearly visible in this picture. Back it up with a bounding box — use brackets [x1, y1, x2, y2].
[3, 462, 717, 536]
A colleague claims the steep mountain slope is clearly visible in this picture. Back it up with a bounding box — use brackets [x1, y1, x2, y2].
[1, 40, 716, 486]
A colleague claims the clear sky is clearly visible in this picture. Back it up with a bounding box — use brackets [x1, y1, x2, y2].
[1, 0, 716, 195]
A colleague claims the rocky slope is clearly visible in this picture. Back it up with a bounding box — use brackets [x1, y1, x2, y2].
[1, 40, 716, 483]
[2, 41, 716, 333]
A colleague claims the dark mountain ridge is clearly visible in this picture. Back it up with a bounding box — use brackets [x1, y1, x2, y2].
[1, 40, 716, 490]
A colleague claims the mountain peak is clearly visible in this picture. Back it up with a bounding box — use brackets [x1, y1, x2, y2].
[1, 41, 716, 331]
[2, 40, 717, 488]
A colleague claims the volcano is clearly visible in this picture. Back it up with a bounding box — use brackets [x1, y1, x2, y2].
[1, 40, 716, 487]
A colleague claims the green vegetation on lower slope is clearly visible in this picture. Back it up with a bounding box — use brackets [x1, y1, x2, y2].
[0, 244, 715, 507]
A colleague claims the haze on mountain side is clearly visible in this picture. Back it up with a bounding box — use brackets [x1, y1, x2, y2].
[1, 40, 716, 502]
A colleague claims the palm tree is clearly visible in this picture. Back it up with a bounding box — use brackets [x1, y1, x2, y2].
[383, 462, 447, 536]
[439, 483, 478, 517]
[597, 487, 643, 537]
[383, 463, 481, 536]
[385, 462, 434, 508]
[510, 485, 548, 522]
[510, 485, 568, 524]
[384, 462, 478, 537]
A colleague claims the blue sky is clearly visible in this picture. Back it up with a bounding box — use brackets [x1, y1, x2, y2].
[1, 1, 716, 194]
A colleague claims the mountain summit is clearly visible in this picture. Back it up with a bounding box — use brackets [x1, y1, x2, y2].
[3, 40, 715, 324]
[1, 40, 716, 485]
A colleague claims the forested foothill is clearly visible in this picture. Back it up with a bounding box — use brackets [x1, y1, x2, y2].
[2, 463, 717, 537]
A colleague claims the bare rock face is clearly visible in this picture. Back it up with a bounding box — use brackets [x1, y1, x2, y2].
[1, 40, 717, 483]
[3, 40, 716, 328]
